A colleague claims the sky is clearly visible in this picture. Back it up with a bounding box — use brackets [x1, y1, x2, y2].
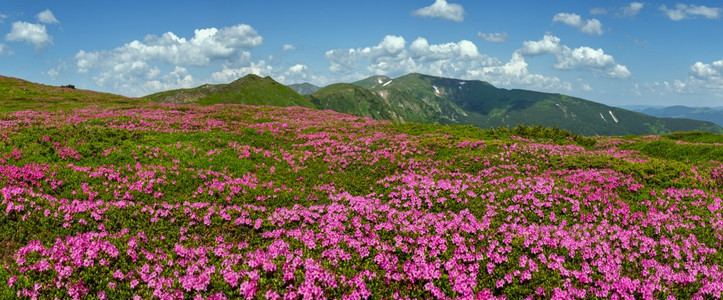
[0, 0, 722, 107]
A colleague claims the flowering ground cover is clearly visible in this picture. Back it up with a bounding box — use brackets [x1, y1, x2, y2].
[1, 103, 722, 299]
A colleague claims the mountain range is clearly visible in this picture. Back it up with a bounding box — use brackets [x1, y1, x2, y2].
[621, 105, 723, 127]
[2, 73, 720, 136]
[305, 73, 722, 135]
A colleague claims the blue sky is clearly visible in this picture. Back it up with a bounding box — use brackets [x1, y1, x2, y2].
[1, 1, 722, 107]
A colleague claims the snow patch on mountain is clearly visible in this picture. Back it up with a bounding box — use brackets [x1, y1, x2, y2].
[608, 110, 619, 123]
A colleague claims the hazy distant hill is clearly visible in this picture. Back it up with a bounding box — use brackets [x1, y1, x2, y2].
[144, 74, 315, 108]
[622, 105, 723, 127]
[287, 82, 321, 95]
[307, 73, 723, 135]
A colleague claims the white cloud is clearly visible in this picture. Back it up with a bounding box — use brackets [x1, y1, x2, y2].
[36, 9, 59, 24]
[412, 0, 465, 22]
[282, 44, 296, 51]
[590, 7, 608, 15]
[580, 19, 603, 35]
[325, 35, 410, 75]
[0, 44, 10, 55]
[555, 46, 631, 78]
[521, 34, 631, 79]
[0, 13, 7, 23]
[552, 13, 584, 27]
[287, 64, 307, 74]
[621, 2, 644, 17]
[210, 61, 273, 84]
[520, 34, 561, 56]
[5, 21, 53, 49]
[552, 13, 603, 35]
[478, 31, 508, 43]
[44, 61, 68, 80]
[76, 24, 261, 71]
[72, 24, 262, 96]
[410, 37, 481, 61]
[323, 34, 570, 91]
[659, 4, 721, 21]
[682, 59, 723, 95]
[468, 52, 572, 91]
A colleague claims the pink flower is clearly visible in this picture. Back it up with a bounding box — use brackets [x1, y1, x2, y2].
[7, 276, 17, 287]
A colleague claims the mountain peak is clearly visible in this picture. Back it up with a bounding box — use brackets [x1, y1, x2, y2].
[144, 74, 314, 108]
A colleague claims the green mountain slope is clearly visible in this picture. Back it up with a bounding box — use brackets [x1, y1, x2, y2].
[287, 82, 321, 95]
[144, 74, 315, 108]
[310, 73, 722, 135]
[0, 75, 140, 113]
[307, 83, 401, 121]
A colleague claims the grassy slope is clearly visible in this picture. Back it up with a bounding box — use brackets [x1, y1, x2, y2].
[0, 75, 142, 113]
[145, 74, 315, 108]
[307, 83, 403, 122]
[339, 73, 723, 135]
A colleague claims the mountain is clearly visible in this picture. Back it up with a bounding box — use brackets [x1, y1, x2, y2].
[622, 105, 723, 127]
[0, 75, 139, 112]
[287, 82, 321, 95]
[306, 73, 722, 135]
[144, 74, 315, 108]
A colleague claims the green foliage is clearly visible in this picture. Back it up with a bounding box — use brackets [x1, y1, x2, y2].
[663, 131, 723, 144]
[620, 139, 723, 163]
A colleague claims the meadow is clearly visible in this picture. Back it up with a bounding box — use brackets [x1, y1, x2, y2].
[1, 103, 722, 299]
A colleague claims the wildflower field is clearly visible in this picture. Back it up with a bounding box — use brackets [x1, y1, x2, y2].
[1, 103, 722, 299]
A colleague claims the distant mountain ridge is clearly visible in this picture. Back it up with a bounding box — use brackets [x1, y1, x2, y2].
[308, 73, 722, 135]
[622, 105, 723, 127]
[288, 82, 321, 95]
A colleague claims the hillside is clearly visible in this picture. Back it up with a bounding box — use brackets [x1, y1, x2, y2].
[144, 74, 315, 108]
[307, 83, 401, 121]
[287, 82, 321, 95]
[0, 75, 140, 113]
[2, 103, 723, 298]
[306, 73, 722, 135]
[625, 105, 723, 127]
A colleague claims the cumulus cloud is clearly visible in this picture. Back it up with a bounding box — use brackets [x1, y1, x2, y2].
[650, 60, 723, 97]
[683, 59, 723, 95]
[590, 7, 608, 15]
[210, 61, 273, 84]
[519, 34, 561, 56]
[410, 37, 481, 61]
[468, 52, 571, 91]
[36, 9, 59, 24]
[659, 4, 720, 21]
[282, 44, 296, 51]
[76, 24, 261, 72]
[620, 2, 644, 17]
[520, 34, 631, 79]
[71, 24, 262, 96]
[478, 31, 508, 43]
[413, 0, 465, 22]
[552, 13, 603, 35]
[325, 35, 410, 75]
[5, 21, 53, 49]
[323, 34, 571, 91]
